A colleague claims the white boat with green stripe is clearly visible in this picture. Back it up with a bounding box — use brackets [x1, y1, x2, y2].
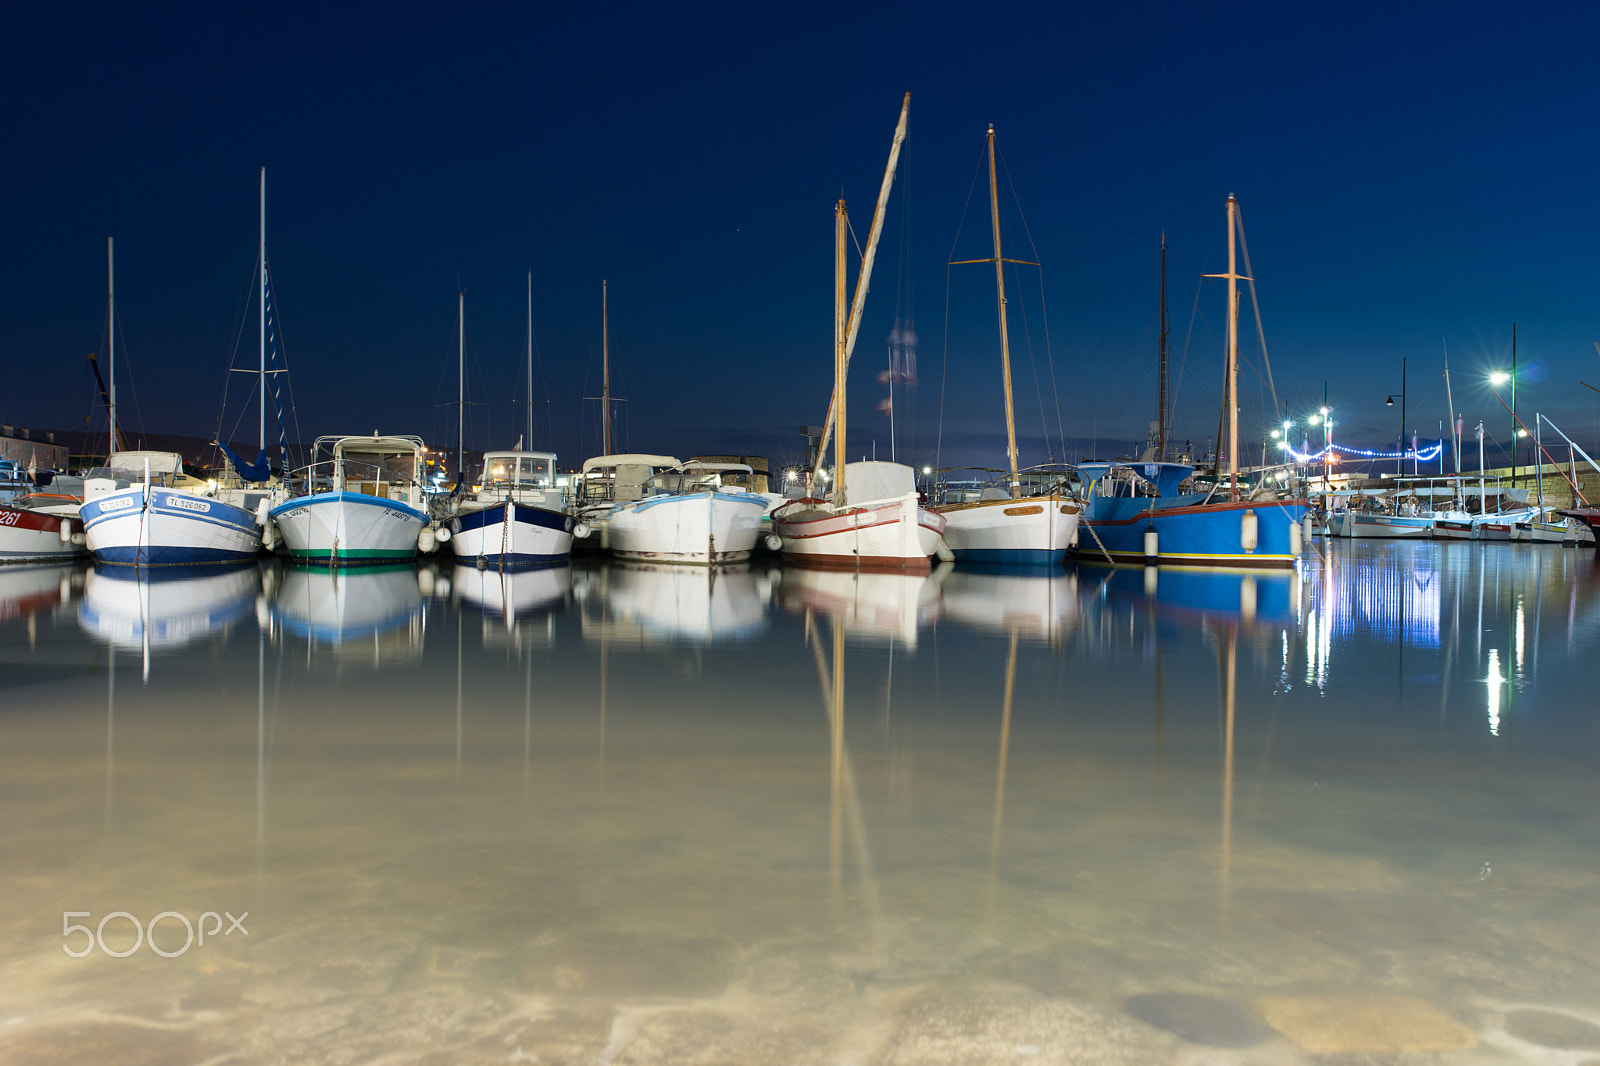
[270, 436, 434, 564]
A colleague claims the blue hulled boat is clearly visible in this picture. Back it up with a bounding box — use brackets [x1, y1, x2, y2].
[1074, 462, 1307, 569]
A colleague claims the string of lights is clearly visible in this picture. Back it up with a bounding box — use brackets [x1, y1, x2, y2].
[1280, 441, 1444, 463]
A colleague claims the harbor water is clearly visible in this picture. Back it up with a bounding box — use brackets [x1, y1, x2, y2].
[1, 540, 1598, 1063]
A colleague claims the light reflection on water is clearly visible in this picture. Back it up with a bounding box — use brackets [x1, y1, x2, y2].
[0, 541, 1597, 1062]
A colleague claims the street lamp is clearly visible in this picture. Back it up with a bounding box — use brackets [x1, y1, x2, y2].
[1385, 357, 1407, 476]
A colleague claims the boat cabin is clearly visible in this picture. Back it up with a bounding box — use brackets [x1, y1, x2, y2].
[477, 450, 563, 510]
[320, 435, 427, 509]
[578, 453, 681, 510]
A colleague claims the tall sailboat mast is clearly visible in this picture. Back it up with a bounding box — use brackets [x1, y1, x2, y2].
[1225, 197, 1239, 501]
[831, 199, 849, 507]
[1204, 195, 1247, 502]
[526, 272, 534, 449]
[986, 125, 1020, 497]
[457, 291, 465, 488]
[1157, 233, 1169, 460]
[259, 167, 267, 455]
[810, 92, 911, 488]
[107, 237, 116, 452]
[602, 279, 611, 455]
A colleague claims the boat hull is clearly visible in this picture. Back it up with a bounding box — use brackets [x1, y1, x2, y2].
[606, 492, 767, 565]
[1339, 513, 1434, 539]
[774, 494, 946, 572]
[81, 487, 262, 565]
[269, 492, 426, 564]
[1078, 498, 1307, 567]
[0, 505, 85, 563]
[449, 500, 573, 567]
[937, 496, 1080, 566]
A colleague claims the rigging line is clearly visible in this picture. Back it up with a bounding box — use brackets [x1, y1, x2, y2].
[1232, 205, 1280, 418]
[1172, 242, 1216, 451]
[936, 138, 987, 476]
[212, 249, 261, 462]
[1008, 258, 1054, 462]
[997, 147, 1067, 454]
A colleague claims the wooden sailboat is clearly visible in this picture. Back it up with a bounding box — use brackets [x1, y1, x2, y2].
[773, 93, 946, 571]
[934, 125, 1080, 565]
[1074, 196, 1308, 567]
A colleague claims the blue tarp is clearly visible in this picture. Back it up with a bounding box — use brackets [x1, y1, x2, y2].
[218, 441, 272, 482]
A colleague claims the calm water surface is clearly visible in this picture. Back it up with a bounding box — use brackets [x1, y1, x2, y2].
[1, 541, 1598, 1063]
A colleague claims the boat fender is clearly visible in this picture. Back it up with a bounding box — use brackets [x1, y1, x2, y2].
[1069, 525, 1079, 549]
[72, 533, 86, 546]
[764, 533, 782, 552]
[1143, 527, 1159, 560]
[573, 522, 591, 540]
[1301, 513, 1314, 543]
[418, 527, 438, 554]
[1288, 517, 1303, 557]
[261, 521, 279, 551]
[58, 520, 72, 543]
[255, 499, 272, 528]
[435, 524, 451, 543]
[1240, 509, 1259, 552]
[935, 538, 955, 563]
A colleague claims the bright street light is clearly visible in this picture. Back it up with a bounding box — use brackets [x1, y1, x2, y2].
[1281, 419, 1293, 431]
[1490, 370, 1510, 385]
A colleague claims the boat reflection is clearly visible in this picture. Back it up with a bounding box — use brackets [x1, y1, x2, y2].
[450, 562, 571, 647]
[940, 567, 1080, 642]
[272, 563, 426, 662]
[578, 562, 770, 645]
[776, 565, 941, 645]
[78, 562, 259, 655]
[1086, 563, 1300, 626]
[0, 563, 80, 624]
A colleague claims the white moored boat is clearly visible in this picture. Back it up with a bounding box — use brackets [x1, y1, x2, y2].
[605, 462, 769, 565]
[80, 452, 263, 566]
[776, 97, 943, 572]
[932, 126, 1081, 567]
[0, 492, 86, 563]
[270, 436, 433, 564]
[449, 451, 575, 568]
[775, 461, 945, 571]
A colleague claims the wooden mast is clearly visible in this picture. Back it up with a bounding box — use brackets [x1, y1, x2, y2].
[986, 125, 1020, 497]
[1204, 196, 1247, 502]
[457, 291, 465, 488]
[259, 167, 267, 455]
[602, 280, 611, 455]
[526, 271, 534, 449]
[1226, 197, 1238, 500]
[832, 198, 848, 507]
[107, 237, 116, 452]
[1157, 233, 1169, 460]
[811, 92, 912, 489]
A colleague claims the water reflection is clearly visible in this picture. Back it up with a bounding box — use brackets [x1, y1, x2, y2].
[5, 546, 1600, 1062]
[577, 562, 769, 645]
[940, 568, 1080, 642]
[776, 565, 941, 644]
[272, 563, 426, 662]
[78, 562, 259, 656]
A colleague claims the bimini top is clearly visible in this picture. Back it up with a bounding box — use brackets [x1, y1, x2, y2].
[1077, 461, 1192, 498]
[581, 453, 680, 473]
[107, 450, 185, 475]
[322, 435, 426, 457]
[484, 450, 557, 463]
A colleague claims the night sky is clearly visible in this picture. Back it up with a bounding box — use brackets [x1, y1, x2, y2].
[5, 3, 1599, 474]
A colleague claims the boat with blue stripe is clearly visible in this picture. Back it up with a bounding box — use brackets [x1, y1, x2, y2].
[80, 452, 263, 566]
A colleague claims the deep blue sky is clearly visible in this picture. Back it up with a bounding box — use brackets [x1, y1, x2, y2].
[5, 2, 1600, 473]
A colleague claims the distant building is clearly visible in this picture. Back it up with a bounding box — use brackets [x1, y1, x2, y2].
[0, 426, 68, 472]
